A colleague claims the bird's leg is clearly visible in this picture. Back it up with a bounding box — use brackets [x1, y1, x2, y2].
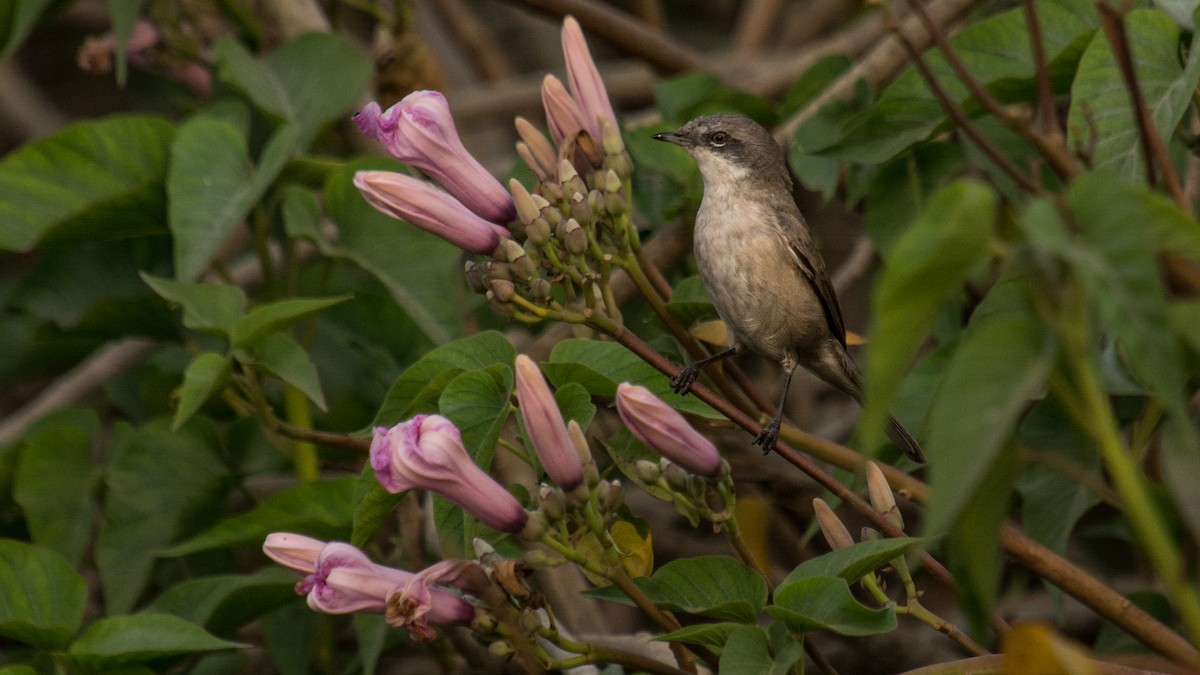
[671, 347, 738, 395]
[754, 366, 795, 455]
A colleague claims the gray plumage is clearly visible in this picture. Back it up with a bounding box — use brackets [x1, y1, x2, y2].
[654, 114, 924, 463]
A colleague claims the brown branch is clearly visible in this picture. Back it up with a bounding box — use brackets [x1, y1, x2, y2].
[733, 0, 784, 56]
[513, 0, 705, 73]
[1000, 523, 1200, 671]
[272, 420, 371, 452]
[774, 0, 977, 142]
[1095, 1, 1188, 209]
[431, 0, 516, 81]
[903, 0, 1081, 183]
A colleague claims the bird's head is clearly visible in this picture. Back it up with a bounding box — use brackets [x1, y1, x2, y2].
[653, 114, 787, 186]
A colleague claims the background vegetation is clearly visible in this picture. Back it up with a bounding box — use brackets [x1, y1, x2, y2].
[1, 0, 1199, 673]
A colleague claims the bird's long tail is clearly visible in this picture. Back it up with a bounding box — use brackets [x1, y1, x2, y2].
[885, 415, 925, 463]
[822, 342, 926, 463]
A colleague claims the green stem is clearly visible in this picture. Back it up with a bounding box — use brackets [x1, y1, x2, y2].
[1067, 347, 1200, 645]
[284, 384, 318, 482]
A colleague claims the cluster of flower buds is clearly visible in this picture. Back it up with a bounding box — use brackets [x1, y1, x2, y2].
[812, 462, 908, 554]
[351, 16, 635, 328]
[262, 533, 483, 642]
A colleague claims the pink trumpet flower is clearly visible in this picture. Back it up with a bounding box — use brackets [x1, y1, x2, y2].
[354, 170, 511, 254]
[262, 536, 475, 638]
[370, 414, 529, 533]
[615, 383, 723, 476]
[354, 93, 515, 223]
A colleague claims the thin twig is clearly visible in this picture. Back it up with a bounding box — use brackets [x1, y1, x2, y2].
[431, 0, 516, 81]
[885, 7, 1043, 194]
[1021, 0, 1060, 139]
[733, 0, 784, 56]
[774, 0, 977, 142]
[902, 0, 1081, 183]
[1095, 1, 1188, 208]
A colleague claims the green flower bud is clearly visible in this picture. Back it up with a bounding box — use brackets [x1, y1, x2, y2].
[558, 159, 588, 199]
[569, 192, 593, 226]
[488, 641, 514, 658]
[526, 217, 551, 245]
[557, 219, 588, 255]
[587, 189, 606, 217]
[634, 459, 661, 484]
[530, 278, 552, 300]
[489, 279, 516, 302]
[663, 461, 689, 492]
[538, 485, 566, 522]
[465, 261, 488, 294]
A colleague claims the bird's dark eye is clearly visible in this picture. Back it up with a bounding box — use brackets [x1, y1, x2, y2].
[709, 131, 729, 147]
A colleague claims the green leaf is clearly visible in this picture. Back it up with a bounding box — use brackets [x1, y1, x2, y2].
[139, 273, 247, 337]
[656, 622, 740, 654]
[947, 450, 1021, 633]
[545, 339, 720, 419]
[213, 34, 371, 148]
[0, 540, 87, 650]
[97, 419, 232, 614]
[351, 464, 402, 549]
[585, 556, 768, 623]
[373, 331, 516, 426]
[230, 295, 350, 349]
[173, 353, 231, 430]
[241, 333, 326, 410]
[554, 381, 596, 431]
[13, 409, 99, 564]
[0, 116, 173, 251]
[0, 0, 56, 59]
[665, 275, 716, 329]
[719, 626, 779, 675]
[862, 142, 966, 257]
[433, 366, 516, 556]
[923, 279, 1055, 537]
[168, 118, 297, 281]
[768, 576, 897, 636]
[826, 0, 1097, 163]
[863, 180, 998, 452]
[161, 477, 356, 556]
[65, 613, 240, 667]
[281, 185, 323, 243]
[324, 158, 468, 344]
[144, 567, 298, 633]
[1066, 173, 1189, 413]
[783, 538, 925, 585]
[1015, 401, 1101, 561]
[654, 73, 778, 127]
[1067, 9, 1200, 180]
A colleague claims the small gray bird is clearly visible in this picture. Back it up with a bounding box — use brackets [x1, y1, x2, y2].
[654, 114, 924, 463]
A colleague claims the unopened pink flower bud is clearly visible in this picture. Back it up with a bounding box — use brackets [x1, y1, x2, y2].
[615, 383, 722, 476]
[865, 461, 904, 530]
[514, 355, 584, 491]
[515, 117, 558, 180]
[370, 415, 529, 533]
[561, 16, 618, 143]
[354, 93, 515, 222]
[541, 74, 587, 145]
[813, 498, 854, 551]
[509, 179, 541, 225]
[354, 171, 510, 254]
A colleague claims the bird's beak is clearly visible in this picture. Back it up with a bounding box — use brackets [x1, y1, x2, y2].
[653, 130, 690, 147]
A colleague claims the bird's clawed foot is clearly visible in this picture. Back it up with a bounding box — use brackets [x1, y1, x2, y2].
[753, 418, 781, 455]
[670, 365, 700, 395]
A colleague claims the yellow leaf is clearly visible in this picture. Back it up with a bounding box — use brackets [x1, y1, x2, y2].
[1002, 623, 1095, 675]
[573, 521, 654, 586]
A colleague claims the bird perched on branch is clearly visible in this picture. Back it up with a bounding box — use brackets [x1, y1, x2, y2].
[654, 114, 924, 463]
